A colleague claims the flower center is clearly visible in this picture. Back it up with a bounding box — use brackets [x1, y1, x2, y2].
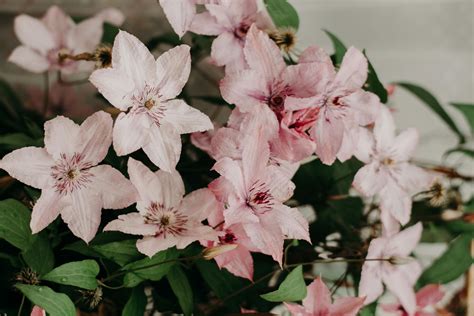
[235, 22, 250, 39]
[145, 203, 188, 238]
[219, 230, 238, 244]
[51, 153, 94, 195]
[382, 157, 394, 165]
[130, 84, 166, 125]
[246, 181, 274, 213]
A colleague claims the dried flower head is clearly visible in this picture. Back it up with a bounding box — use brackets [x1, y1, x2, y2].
[15, 267, 40, 285]
[267, 27, 297, 54]
[428, 181, 449, 207]
[93, 44, 113, 69]
[202, 244, 238, 260]
[79, 287, 103, 309]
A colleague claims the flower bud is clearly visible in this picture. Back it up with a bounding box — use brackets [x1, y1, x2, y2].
[202, 244, 238, 260]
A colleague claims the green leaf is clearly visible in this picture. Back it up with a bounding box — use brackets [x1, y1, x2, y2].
[0, 199, 36, 251]
[261, 266, 307, 302]
[93, 239, 142, 266]
[147, 33, 182, 50]
[42, 260, 100, 290]
[364, 51, 388, 103]
[0, 78, 23, 119]
[0, 133, 41, 150]
[101, 22, 119, 44]
[168, 265, 193, 316]
[396, 83, 465, 143]
[122, 286, 147, 316]
[450, 102, 474, 135]
[22, 234, 54, 275]
[122, 248, 179, 286]
[15, 284, 75, 316]
[417, 234, 473, 287]
[264, 0, 299, 30]
[445, 148, 474, 159]
[323, 29, 347, 65]
[359, 302, 377, 316]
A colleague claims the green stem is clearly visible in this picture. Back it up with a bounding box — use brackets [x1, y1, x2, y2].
[17, 294, 25, 316]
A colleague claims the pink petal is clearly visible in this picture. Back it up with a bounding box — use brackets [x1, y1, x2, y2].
[353, 162, 386, 196]
[211, 127, 241, 160]
[382, 267, 418, 316]
[359, 238, 386, 304]
[387, 222, 422, 257]
[30, 305, 46, 316]
[379, 180, 412, 225]
[112, 30, 156, 86]
[162, 99, 213, 134]
[95, 8, 125, 26]
[180, 188, 219, 221]
[333, 46, 368, 92]
[265, 165, 295, 201]
[353, 127, 375, 163]
[284, 303, 307, 315]
[239, 105, 279, 145]
[343, 90, 381, 126]
[243, 25, 285, 81]
[159, 0, 196, 38]
[136, 235, 178, 257]
[273, 204, 310, 243]
[212, 157, 246, 197]
[61, 187, 103, 243]
[270, 124, 315, 163]
[303, 277, 331, 314]
[113, 112, 151, 156]
[391, 128, 419, 162]
[189, 12, 225, 35]
[224, 204, 259, 226]
[89, 68, 135, 111]
[215, 245, 254, 280]
[284, 63, 332, 98]
[103, 212, 157, 236]
[14, 14, 55, 54]
[416, 284, 444, 308]
[208, 176, 236, 203]
[242, 128, 269, 188]
[8, 46, 50, 73]
[67, 17, 102, 54]
[374, 106, 396, 152]
[330, 296, 366, 316]
[44, 115, 80, 160]
[211, 32, 246, 69]
[128, 158, 184, 208]
[176, 224, 218, 248]
[0, 147, 54, 189]
[42, 5, 74, 45]
[299, 45, 334, 68]
[142, 124, 182, 172]
[90, 165, 137, 209]
[205, 3, 234, 29]
[31, 189, 66, 233]
[380, 210, 401, 237]
[284, 95, 323, 112]
[156, 45, 191, 100]
[312, 110, 345, 165]
[78, 111, 113, 165]
[394, 163, 433, 194]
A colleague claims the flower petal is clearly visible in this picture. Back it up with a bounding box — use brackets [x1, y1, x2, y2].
[89, 68, 135, 111]
[386, 222, 422, 257]
[343, 90, 380, 126]
[374, 106, 396, 152]
[180, 188, 219, 221]
[303, 278, 331, 315]
[159, 0, 196, 38]
[8, 46, 50, 73]
[189, 11, 225, 35]
[330, 296, 366, 316]
[90, 165, 137, 209]
[273, 204, 310, 243]
[0, 147, 54, 189]
[212, 157, 246, 197]
[353, 127, 375, 163]
[242, 127, 269, 188]
[94, 8, 125, 26]
[104, 212, 157, 236]
[78, 111, 113, 165]
[333, 46, 368, 92]
[113, 112, 151, 156]
[224, 204, 259, 226]
[353, 162, 386, 197]
[31, 189, 66, 233]
[42, 6, 74, 46]
[211, 32, 246, 69]
[14, 14, 55, 54]
[215, 245, 254, 280]
[156, 45, 191, 100]
[44, 115, 81, 159]
[379, 179, 412, 225]
[416, 284, 444, 308]
[162, 99, 213, 134]
[67, 17, 103, 53]
[142, 124, 182, 172]
[382, 266, 419, 316]
[391, 128, 419, 162]
[136, 235, 178, 257]
[312, 111, 345, 165]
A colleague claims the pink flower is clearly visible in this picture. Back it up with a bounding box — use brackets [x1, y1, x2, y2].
[30, 306, 46, 316]
[382, 284, 445, 316]
[8, 5, 124, 73]
[89, 30, 213, 172]
[104, 158, 218, 257]
[359, 223, 423, 316]
[211, 128, 310, 265]
[190, 1, 273, 72]
[352, 107, 433, 231]
[0, 111, 136, 242]
[285, 277, 365, 316]
[286, 45, 381, 165]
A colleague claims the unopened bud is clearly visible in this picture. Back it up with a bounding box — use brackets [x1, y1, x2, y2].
[441, 209, 463, 221]
[202, 244, 238, 260]
[389, 256, 415, 265]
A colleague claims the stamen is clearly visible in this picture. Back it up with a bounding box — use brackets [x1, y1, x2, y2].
[144, 203, 188, 238]
[51, 153, 93, 195]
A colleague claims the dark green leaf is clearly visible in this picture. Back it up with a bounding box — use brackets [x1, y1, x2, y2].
[196, 259, 246, 299]
[122, 248, 179, 286]
[364, 51, 388, 103]
[147, 33, 182, 50]
[0, 78, 23, 119]
[264, 0, 299, 30]
[122, 286, 147, 316]
[323, 29, 347, 65]
[418, 234, 473, 287]
[101, 22, 119, 44]
[0, 133, 41, 150]
[168, 265, 193, 316]
[450, 102, 474, 135]
[396, 83, 465, 143]
[359, 302, 377, 316]
[62, 240, 101, 257]
[0, 199, 36, 251]
[93, 239, 142, 266]
[445, 148, 474, 159]
[15, 284, 75, 316]
[22, 234, 54, 275]
[42, 260, 100, 290]
[261, 266, 307, 302]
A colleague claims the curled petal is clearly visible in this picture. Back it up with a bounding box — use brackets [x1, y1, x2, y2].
[104, 212, 157, 236]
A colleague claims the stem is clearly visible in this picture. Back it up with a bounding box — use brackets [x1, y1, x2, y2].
[97, 280, 125, 290]
[43, 72, 49, 117]
[414, 160, 474, 181]
[284, 257, 391, 268]
[17, 295, 25, 316]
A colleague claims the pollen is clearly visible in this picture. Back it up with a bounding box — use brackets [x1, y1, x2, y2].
[382, 157, 394, 165]
[144, 99, 156, 110]
[268, 27, 297, 54]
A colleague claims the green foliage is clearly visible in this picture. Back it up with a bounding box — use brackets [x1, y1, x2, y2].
[42, 260, 100, 290]
[396, 83, 465, 143]
[0, 133, 42, 151]
[261, 266, 307, 302]
[22, 234, 55, 275]
[15, 284, 76, 316]
[92, 239, 142, 266]
[264, 0, 300, 30]
[450, 102, 474, 135]
[122, 286, 147, 316]
[0, 199, 36, 251]
[168, 265, 194, 316]
[101, 22, 119, 44]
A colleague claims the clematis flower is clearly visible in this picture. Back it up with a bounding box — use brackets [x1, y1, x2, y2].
[0, 111, 136, 242]
[382, 284, 445, 316]
[190, 0, 273, 72]
[104, 158, 218, 257]
[31, 306, 46, 316]
[8, 5, 124, 74]
[285, 45, 381, 165]
[359, 222, 423, 316]
[89, 30, 213, 172]
[285, 277, 365, 316]
[352, 107, 433, 231]
[212, 128, 310, 265]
